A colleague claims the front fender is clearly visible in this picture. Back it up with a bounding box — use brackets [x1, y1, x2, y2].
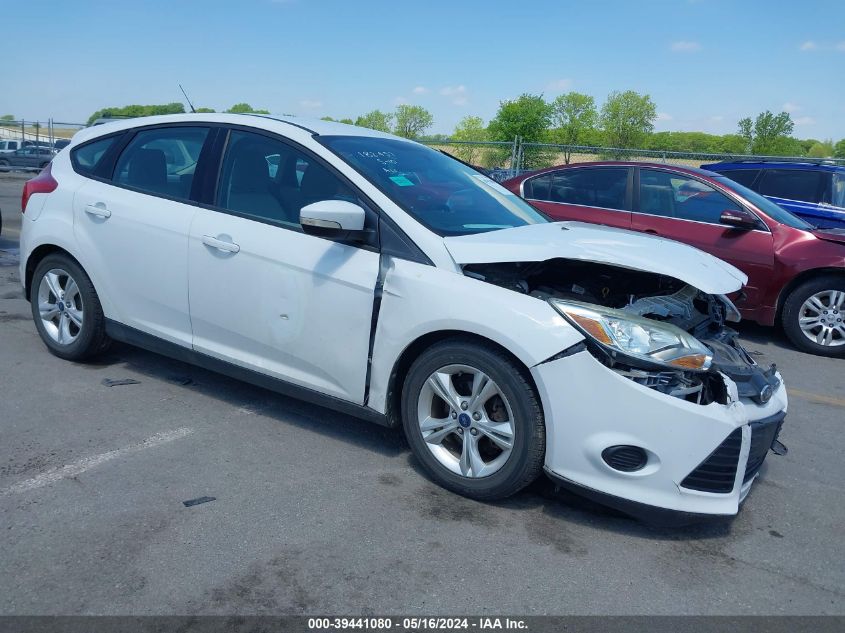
[367, 257, 584, 414]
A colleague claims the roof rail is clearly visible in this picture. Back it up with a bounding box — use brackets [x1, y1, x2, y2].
[708, 157, 843, 166]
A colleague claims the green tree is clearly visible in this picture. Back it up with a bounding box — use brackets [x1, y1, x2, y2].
[834, 139, 845, 159]
[195, 107, 216, 113]
[807, 140, 834, 158]
[1, 114, 14, 122]
[488, 94, 553, 168]
[338, 118, 354, 125]
[738, 111, 795, 155]
[225, 103, 270, 114]
[86, 103, 185, 125]
[549, 92, 597, 163]
[393, 105, 433, 139]
[354, 110, 393, 132]
[599, 90, 657, 152]
[320, 116, 336, 122]
[451, 116, 488, 165]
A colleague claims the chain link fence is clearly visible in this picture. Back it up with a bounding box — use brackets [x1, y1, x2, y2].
[0, 119, 87, 171]
[423, 138, 845, 182]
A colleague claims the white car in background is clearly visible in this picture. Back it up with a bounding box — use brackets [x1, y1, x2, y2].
[18, 114, 788, 524]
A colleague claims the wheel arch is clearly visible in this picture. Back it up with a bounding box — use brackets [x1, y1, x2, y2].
[775, 267, 845, 320]
[383, 329, 543, 429]
[24, 244, 82, 301]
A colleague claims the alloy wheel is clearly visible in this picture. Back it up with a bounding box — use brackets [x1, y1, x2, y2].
[416, 364, 515, 478]
[798, 289, 845, 347]
[37, 268, 84, 345]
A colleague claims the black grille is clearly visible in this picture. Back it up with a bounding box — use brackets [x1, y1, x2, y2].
[681, 428, 742, 493]
[744, 413, 785, 483]
[602, 445, 648, 472]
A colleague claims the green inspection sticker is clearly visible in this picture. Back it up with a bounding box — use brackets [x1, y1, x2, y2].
[389, 175, 415, 186]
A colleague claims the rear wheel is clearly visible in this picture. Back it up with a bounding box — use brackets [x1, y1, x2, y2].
[401, 338, 545, 500]
[782, 276, 845, 357]
[30, 254, 110, 361]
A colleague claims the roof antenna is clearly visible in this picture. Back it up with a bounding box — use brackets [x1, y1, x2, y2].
[179, 84, 196, 113]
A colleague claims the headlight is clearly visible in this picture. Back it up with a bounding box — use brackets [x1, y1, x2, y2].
[549, 299, 712, 371]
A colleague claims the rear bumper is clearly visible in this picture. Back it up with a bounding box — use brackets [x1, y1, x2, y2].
[532, 349, 788, 521]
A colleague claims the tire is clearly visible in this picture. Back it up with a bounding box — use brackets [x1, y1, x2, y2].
[781, 275, 845, 357]
[401, 338, 545, 500]
[30, 254, 111, 361]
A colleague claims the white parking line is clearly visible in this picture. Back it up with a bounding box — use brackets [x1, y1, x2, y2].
[1, 427, 194, 495]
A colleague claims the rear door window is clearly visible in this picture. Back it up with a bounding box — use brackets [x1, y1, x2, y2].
[757, 169, 824, 203]
[113, 126, 210, 200]
[527, 167, 629, 210]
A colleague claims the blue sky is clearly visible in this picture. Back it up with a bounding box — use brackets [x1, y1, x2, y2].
[4, 0, 844, 139]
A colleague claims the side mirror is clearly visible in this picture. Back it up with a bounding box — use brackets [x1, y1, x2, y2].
[300, 199, 371, 242]
[720, 208, 759, 230]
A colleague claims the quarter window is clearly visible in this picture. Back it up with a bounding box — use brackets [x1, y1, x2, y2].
[639, 170, 741, 224]
[757, 169, 823, 203]
[113, 127, 209, 200]
[216, 130, 356, 229]
[528, 168, 629, 210]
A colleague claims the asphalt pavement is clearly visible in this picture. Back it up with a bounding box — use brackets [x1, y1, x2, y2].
[0, 174, 843, 615]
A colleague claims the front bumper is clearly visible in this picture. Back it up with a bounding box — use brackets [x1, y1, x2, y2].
[531, 348, 788, 521]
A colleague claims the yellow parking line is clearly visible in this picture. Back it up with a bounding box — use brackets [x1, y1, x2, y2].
[789, 389, 845, 408]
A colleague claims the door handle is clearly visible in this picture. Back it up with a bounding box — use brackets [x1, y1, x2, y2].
[84, 203, 111, 218]
[202, 235, 240, 253]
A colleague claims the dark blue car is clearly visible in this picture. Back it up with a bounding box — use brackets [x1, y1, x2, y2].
[701, 160, 845, 229]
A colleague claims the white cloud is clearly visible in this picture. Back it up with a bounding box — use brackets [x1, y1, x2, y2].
[800, 40, 818, 51]
[670, 41, 701, 52]
[836, 41, 845, 51]
[782, 102, 802, 113]
[656, 112, 673, 122]
[709, 115, 724, 122]
[545, 78, 573, 92]
[793, 116, 816, 125]
[392, 96, 408, 106]
[299, 99, 322, 110]
[412, 86, 428, 95]
[440, 85, 469, 106]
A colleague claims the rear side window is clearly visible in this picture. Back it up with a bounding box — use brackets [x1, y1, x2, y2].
[758, 169, 823, 203]
[71, 136, 119, 175]
[113, 126, 209, 200]
[718, 169, 760, 188]
[528, 168, 629, 210]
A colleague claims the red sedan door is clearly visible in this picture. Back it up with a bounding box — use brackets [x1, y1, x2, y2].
[520, 166, 633, 230]
[631, 167, 774, 316]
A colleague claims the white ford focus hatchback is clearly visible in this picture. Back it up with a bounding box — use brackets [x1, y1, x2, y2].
[20, 114, 788, 523]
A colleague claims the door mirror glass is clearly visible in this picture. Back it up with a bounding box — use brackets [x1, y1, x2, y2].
[300, 199, 369, 241]
[720, 208, 759, 230]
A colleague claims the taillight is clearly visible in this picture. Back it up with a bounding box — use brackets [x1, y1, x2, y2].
[22, 162, 58, 213]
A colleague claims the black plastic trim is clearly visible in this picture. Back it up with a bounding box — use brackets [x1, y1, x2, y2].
[544, 468, 735, 527]
[104, 320, 389, 427]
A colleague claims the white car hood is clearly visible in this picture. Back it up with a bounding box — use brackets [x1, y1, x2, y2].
[444, 221, 747, 295]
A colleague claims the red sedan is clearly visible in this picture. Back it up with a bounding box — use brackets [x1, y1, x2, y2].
[503, 162, 845, 357]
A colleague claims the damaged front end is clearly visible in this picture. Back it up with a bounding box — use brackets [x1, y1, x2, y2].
[462, 259, 781, 407]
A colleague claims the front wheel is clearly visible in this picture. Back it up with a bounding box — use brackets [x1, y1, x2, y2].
[401, 338, 545, 500]
[782, 276, 845, 357]
[30, 254, 110, 361]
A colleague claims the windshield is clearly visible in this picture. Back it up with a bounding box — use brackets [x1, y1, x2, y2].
[319, 136, 547, 236]
[715, 177, 814, 230]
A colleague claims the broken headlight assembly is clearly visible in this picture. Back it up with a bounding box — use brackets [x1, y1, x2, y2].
[549, 299, 713, 372]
